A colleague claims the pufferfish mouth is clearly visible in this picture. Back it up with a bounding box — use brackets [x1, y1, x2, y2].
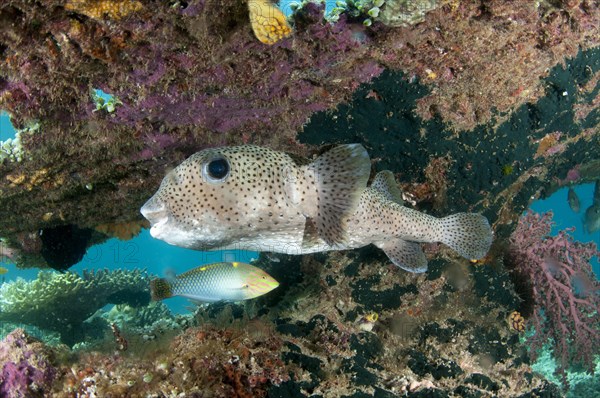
[140, 199, 169, 227]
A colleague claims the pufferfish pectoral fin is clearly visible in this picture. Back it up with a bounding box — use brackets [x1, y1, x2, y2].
[304, 144, 371, 246]
[375, 239, 428, 273]
[248, 0, 292, 45]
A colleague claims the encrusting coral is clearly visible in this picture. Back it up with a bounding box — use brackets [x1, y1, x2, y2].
[0, 329, 57, 398]
[377, 0, 442, 27]
[64, 0, 144, 20]
[0, 269, 150, 345]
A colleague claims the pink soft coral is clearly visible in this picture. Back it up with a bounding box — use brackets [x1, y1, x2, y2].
[509, 211, 600, 377]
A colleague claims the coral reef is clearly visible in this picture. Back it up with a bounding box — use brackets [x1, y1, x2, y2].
[35, 250, 555, 396]
[301, 48, 600, 236]
[102, 301, 185, 343]
[0, 329, 57, 398]
[46, 317, 291, 397]
[0, 0, 598, 393]
[0, 269, 150, 345]
[508, 211, 600, 379]
[0, 247, 593, 396]
[0, 0, 384, 267]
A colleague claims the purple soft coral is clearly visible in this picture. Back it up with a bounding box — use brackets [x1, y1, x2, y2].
[0, 329, 56, 398]
[509, 211, 600, 379]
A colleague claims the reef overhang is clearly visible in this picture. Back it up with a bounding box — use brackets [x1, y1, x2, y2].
[0, 0, 598, 268]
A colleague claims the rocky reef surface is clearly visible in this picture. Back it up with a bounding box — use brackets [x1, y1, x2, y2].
[0, 0, 599, 396]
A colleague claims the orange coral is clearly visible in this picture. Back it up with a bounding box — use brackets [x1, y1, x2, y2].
[95, 219, 149, 240]
[65, 0, 143, 20]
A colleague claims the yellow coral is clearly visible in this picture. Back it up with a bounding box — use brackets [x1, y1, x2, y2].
[364, 312, 379, 322]
[507, 311, 525, 333]
[6, 168, 50, 191]
[248, 0, 292, 45]
[65, 0, 143, 20]
[95, 219, 150, 240]
[6, 173, 26, 186]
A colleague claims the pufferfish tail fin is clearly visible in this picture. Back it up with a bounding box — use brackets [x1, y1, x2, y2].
[150, 278, 173, 301]
[437, 213, 493, 260]
[305, 144, 371, 246]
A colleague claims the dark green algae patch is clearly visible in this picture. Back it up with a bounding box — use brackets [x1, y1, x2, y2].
[299, 46, 600, 233]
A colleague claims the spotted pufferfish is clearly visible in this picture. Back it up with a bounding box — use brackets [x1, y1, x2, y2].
[141, 144, 493, 273]
[248, 0, 292, 45]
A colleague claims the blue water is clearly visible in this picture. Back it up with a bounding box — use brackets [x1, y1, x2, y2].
[1, 229, 257, 314]
[0, 111, 15, 141]
[280, 0, 337, 16]
[68, 232, 258, 313]
[93, 88, 113, 102]
[530, 183, 600, 277]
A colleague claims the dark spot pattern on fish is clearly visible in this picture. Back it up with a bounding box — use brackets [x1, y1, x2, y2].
[141, 144, 493, 273]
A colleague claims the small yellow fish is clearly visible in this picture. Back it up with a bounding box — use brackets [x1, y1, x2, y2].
[248, 0, 292, 45]
[0, 266, 8, 275]
[149, 262, 279, 302]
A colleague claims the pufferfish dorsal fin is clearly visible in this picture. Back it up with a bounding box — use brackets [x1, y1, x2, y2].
[304, 144, 371, 246]
[248, 0, 292, 45]
[374, 239, 428, 273]
[370, 170, 404, 205]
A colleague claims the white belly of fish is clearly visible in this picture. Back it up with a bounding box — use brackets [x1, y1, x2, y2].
[215, 228, 350, 254]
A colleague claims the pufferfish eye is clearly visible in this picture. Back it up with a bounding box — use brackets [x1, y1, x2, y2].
[203, 157, 230, 183]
